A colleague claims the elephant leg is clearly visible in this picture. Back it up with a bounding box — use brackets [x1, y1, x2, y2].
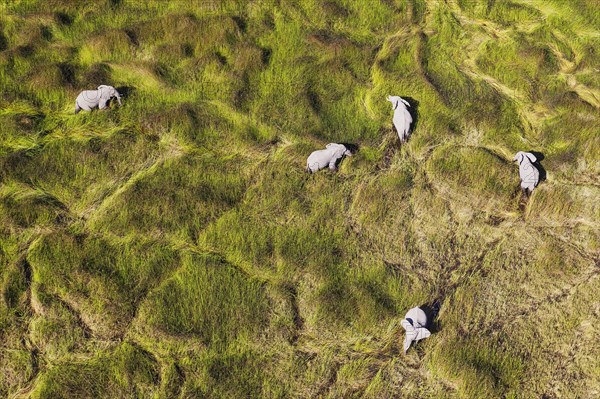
[329, 157, 340, 171]
[98, 99, 108, 110]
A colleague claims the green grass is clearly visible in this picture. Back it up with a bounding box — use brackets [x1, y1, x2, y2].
[1, 0, 599, 398]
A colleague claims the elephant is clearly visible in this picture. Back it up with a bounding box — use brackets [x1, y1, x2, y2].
[513, 151, 540, 196]
[306, 143, 353, 173]
[401, 307, 431, 353]
[75, 85, 122, 114]
[387, 95, 413, 142]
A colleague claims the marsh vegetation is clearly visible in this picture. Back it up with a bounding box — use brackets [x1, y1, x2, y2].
[0, 0, 599, 397]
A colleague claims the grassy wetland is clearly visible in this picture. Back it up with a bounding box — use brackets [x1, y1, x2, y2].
[0, 0, 599, 398]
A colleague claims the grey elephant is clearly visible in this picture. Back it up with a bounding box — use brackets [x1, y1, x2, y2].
[75, 85, 122, 114]
[306, 143, 353, 173]
[513, 151, 540, 196]
[401, 307, 431, 353]
[387, 95, 413, 142]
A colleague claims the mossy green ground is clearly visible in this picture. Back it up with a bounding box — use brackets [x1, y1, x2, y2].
[1, 0, 599, 398]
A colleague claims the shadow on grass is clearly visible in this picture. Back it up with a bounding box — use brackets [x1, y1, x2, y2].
[402, 96, 420, 134]
[58, 62, 77, 87]
[528, 151, 547, 183]
[339, 142, 359, 154]
[115, 86, 136, 107]
[109, 0, 124, 9]
[54, 12, 74, 26]
[336, 142, 360, 169]
[116, 85, 136, 98]
[102, 86, 134, 109]
[0, 29, 8, 51]
[419, 299, 441, 334]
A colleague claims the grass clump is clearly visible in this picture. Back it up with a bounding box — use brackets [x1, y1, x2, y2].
[426, 145, 517, 211]
[141, 253, 268, 347]
[28, 231, 180, 339]
[89, 151, 252, 242]
[31, 342, 159, 399]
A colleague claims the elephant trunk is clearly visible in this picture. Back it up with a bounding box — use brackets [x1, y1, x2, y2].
[115, 91, 122, 106]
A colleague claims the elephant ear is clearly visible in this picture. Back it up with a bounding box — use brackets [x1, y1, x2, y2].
[326, 143, 336, 149]
[525, 152, 537, 163]
[513, 152, 523, 162]
[98, 85, 117, 98]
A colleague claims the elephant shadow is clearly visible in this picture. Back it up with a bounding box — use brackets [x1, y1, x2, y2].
[109, 86, 136, 107]
[339, 142, 359, 154]
[336, 142, 360, 168]
[527, 151, 547, 183]
[116, 85, 136, 98]
[419, 300, 441, 334]
[402, 96, 420, 134]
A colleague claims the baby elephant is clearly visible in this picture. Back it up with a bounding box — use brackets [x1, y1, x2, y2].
[75, 85, 122, 114]
[513, 151, 540, 196]
[306, 143, 353, 173]
[401, 307, 431, 353]
[387, 95, 413, 142]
